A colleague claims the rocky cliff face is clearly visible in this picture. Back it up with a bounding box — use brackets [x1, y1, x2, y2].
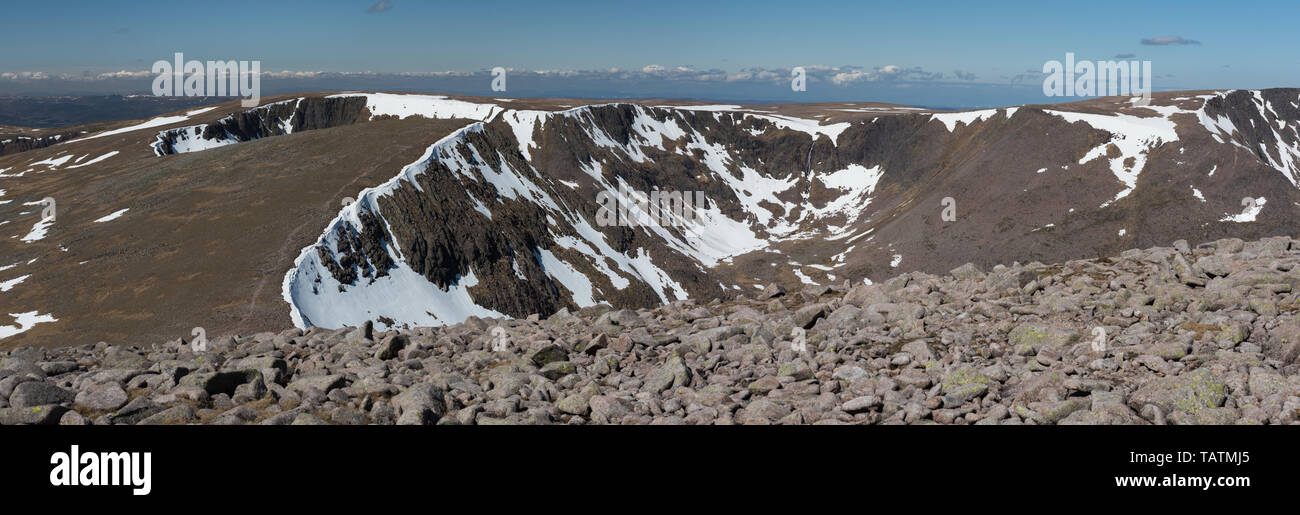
[284, 102, 869, 329]
[0, 131, 81, 157]
[284, 90, 1300, 332]
[1199, 89, 1300, 186]
[151, 96, 373, 155]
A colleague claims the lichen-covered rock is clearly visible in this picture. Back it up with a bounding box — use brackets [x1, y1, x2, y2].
[941, 366, 991, 404]
[1009, 324, 1080, 355]
[643, 356, 690, 393]
[1127, 369, 1228, 419]
[0, 404, 69, 425]
[8, 381, 73, 408]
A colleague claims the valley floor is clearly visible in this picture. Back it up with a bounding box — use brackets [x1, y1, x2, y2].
[3, 236, 1299, 425]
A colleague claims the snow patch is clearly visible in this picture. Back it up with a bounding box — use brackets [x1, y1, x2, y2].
[327, 92, 502, 122]
[931, 109, 1001, 131]
[1221, 197, 1266, 223]
[0, 311, 57, 339]
[793, 268, 816, 285]
[535, 248, 598, 307]
[1045, 109, 1179, 207]
[93, 208, 129, 223]
[82, 113, 195, 141]
[67, 151, 119, 169]
[29, 154, 74, 169]
[20, 218, 52, 242]
[0, 274, 29, 292]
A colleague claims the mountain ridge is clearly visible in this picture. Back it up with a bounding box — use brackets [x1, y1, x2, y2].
[2, 89, 1299, 347]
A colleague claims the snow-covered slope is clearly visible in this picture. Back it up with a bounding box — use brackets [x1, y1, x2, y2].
[267, 90, 1300, 330]
[278, 95, 882, 330]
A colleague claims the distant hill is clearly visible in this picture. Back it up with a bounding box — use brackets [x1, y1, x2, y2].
[0, 95, 231, 128]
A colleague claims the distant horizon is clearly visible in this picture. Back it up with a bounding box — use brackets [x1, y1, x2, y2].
[4, 0, 1297, 108]
[0, 75, 1263, 113]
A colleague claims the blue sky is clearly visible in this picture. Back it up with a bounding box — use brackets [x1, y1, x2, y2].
[2, 0, 1297, 106]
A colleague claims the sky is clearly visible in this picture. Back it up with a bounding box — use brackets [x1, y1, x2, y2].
[2, 0, 1297, 107]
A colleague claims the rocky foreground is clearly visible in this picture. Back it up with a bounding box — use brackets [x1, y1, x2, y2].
[5, 237, 1300, 425]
